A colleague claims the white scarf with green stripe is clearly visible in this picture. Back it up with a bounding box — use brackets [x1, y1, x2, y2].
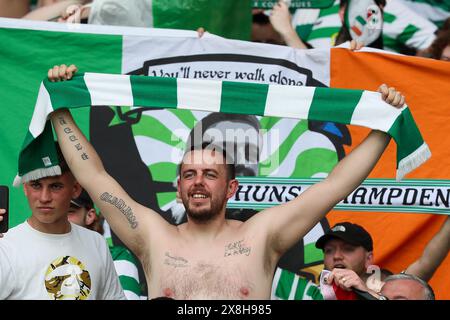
[14, 73, 430, 186]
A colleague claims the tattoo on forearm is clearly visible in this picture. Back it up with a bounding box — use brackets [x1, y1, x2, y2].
[224, 240, 251, 257]
[100, 192, 138, 229]
[57, 115, 89, 161]
[164, 252, 189, 268]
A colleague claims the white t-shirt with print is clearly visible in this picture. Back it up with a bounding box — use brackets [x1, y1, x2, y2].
[0, 221, 126, 300]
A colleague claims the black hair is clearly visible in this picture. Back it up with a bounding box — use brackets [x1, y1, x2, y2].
[252, 11, 270, 25]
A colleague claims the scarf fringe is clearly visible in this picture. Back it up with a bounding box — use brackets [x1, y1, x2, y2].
[13, 165, 62, 187]
[396, 143, 431, 181]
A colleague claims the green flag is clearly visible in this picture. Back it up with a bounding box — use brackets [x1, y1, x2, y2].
[152, 0, 252, 40]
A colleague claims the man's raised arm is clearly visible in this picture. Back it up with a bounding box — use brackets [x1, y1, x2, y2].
[405, 216, 450, 281]
[48, 65, 169, 259]
[253, 84, 405, 258]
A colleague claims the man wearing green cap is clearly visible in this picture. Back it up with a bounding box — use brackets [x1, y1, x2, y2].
[0, 148, 126, 300]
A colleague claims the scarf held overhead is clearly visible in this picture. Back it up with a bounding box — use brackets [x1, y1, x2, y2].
[14, 73, 430, 186]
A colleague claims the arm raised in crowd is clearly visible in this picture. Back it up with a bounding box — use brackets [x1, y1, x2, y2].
[405, 216, 450, 281]
[48, 64, 174, 260]
[22, 0, 87, 21]
[269, 1, 308, 49]
[249, 84, 404, 260]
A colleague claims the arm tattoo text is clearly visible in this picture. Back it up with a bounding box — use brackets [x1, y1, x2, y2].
[57, 115, 89, 161]
[100, 192, 138, 229]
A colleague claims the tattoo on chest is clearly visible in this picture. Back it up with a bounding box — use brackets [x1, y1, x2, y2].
[164, 252, 189, 268]
[99, 192, 138, 229]
[224, 240, 251, 257]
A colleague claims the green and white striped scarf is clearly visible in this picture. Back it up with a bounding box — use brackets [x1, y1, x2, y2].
[14, 73, 430, 186]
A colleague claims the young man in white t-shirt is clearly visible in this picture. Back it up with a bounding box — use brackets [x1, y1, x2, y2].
[0, 148, 125, 300]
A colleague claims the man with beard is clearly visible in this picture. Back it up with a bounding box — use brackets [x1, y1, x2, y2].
[314, 222, 379, 300]
[318, 218, 449, 300]
[48, 63, 405, 299]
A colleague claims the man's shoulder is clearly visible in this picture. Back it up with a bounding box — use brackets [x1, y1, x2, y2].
[1, 221, 29, 242]
[0, 222, 31, 260]
[71, 223, 108, 246]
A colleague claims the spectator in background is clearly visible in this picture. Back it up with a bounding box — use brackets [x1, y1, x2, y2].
[0, 145, 125, 300]
[427, 24, 450, 61]
[267, 0, 386, 49]
[0, 0, 30, 18]
[270, 0, 437, 55]
[380, 273, 435, 300]
[334, 0, 386, 48]
[22, 0, 91, 21]
[251, 8, 285, 45]
[68, 189, 144, 300]
[267, 1, 308, 48]
[323, 217, 449, 299]
[315, 222, 380, 299]
[23, 0, 152, 27]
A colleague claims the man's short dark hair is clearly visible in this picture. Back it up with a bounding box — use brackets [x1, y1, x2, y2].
[178, 142, 236, 182]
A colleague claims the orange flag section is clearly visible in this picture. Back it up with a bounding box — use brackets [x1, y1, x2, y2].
[329, 48, 450, 299]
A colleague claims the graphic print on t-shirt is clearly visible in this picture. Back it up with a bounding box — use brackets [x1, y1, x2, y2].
[44, 256, 92, 300]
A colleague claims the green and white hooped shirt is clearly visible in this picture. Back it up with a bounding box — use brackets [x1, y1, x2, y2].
[271, 267, 324, 300]
[291, 0, 437, 52]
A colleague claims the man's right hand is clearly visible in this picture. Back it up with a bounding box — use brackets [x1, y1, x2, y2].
[327, 268, 369, 292]
[48, 64, 78, 82]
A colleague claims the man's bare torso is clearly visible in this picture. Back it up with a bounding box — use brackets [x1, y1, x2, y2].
[144, 220, 275, 299]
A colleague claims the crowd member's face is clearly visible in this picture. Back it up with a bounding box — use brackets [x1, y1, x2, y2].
[380, 279, 427, 300]
[24, 172, 80, 226]
[67, 205, 88, 227]
[441, 45, 450, 61]
[323, 238, 372, 276]
[178, 149, 237, 223]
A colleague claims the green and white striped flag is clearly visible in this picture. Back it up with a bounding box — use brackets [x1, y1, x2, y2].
[15, 72, 430, 186]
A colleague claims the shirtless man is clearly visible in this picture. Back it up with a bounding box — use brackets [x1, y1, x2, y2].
[48, 64, 405, 299]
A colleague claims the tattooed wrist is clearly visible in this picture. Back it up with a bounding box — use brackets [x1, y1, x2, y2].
[100, 192, 138, 229]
